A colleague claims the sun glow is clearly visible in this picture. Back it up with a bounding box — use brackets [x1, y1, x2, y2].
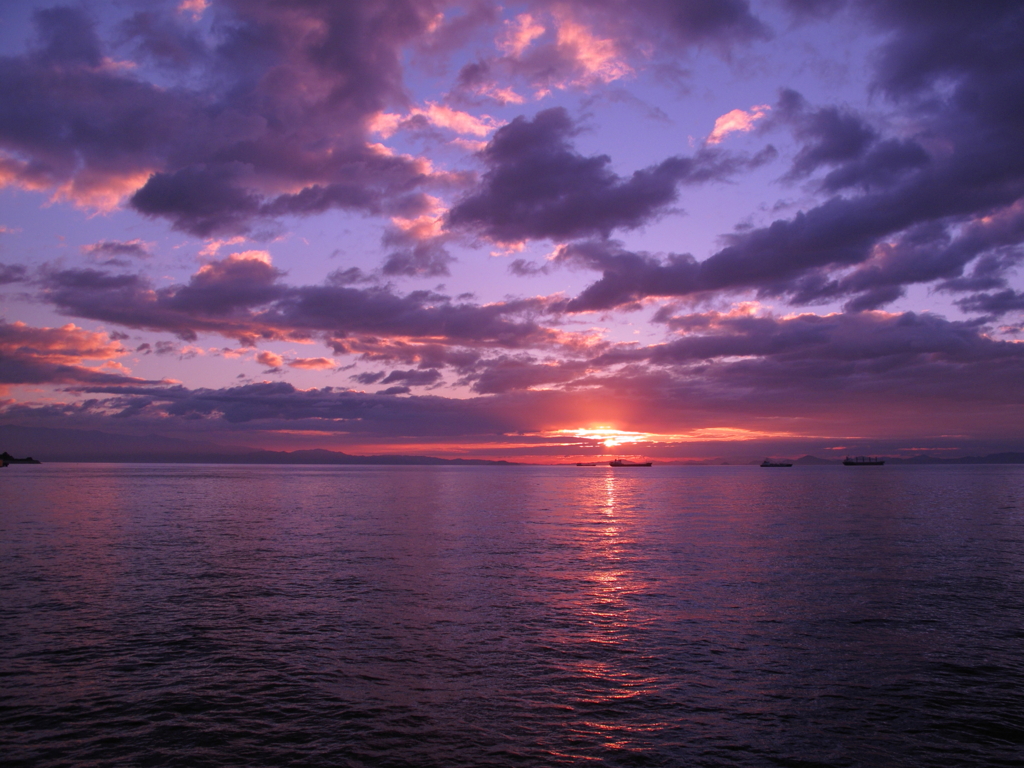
[556, 427, 653, 447]
[552, 425, 802, 446]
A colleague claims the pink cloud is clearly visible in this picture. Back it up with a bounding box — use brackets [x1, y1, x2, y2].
[707, 104, 771, 144]
[256, 351, 284, 369]
[289, 357, 336, 370]
[499, 13, 545, 57]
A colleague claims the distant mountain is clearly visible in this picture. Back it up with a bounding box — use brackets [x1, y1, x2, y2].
[752, 453, 1024, 466]
[229, 448, 514, 466]
[787, 453, 1024, 465]
[0, 425, 249, 463]
[884, 452, 1024, 465]
[0, 425, 515, 465]
[793, 455, 841, 465]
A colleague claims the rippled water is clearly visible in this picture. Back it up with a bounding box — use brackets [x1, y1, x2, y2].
[2, 463, 1023, 767]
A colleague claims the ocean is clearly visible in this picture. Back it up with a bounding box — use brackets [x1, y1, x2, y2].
[2, 463, 1022, 767]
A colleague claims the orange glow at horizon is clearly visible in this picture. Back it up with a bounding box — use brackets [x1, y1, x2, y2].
[557, 427, 651, 447]
[551, 425, 799, 446]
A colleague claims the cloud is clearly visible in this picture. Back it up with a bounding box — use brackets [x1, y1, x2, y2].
[773, 89, 879, 179]
[447, 107, 763, 243]
[623, 3, 1024, 312]
[488, 11, 634, 94]
[10, 304, 1020, 447]
[498, 13, 546, 57]
[177, 1, 209, 21]
[256, 350, 283, 371]
[632, 307, 1016, 367]
[454, 2, 767, 108]
[468, 355, 589, 394]
[550, 13, 633, 86]
[38, 252, 566, 356]
[415, 103, 502, 137]
[379, 368, 443, 386]
[956, 289, 1024, 319]
[561, 67, 1024, 314]
[508, 258, 550, 277]
[381, 195, 455, 277]
[0, 2, 448, 235]
[546, 0, 769, 51]
[0, 263, 27, 284]
[288, 357, 337, 370]
[82, 239, 152, 261]
[707, 104, 770, 144]
[0, 319, 146, 387]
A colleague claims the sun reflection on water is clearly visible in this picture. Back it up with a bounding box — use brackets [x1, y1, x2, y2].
[550, 470, 666, 758]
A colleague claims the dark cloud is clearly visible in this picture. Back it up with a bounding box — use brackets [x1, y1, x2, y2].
[551, 2, 1024, 312]
[565, 70, 1024, 311]
[8, 305, 1017, 447]
[82, 240, 151, 260]
[352, 371, 386, 385]
[62, 380, 526, 436]
[447, 107, 763, 242]
[865, 0, 1024, 98]
[0, 263, 28, 284]
[117, 9, 208, 70]
[819, 138, 930, 193]
[555, 240, 700, 312]
[579, 309, 1024, 433]
[468, 355, 588, 394]
[33, 6, 103, 67]
[625, 308, 1011, 367]
[560, 199, 1022, 313]
[775, 89, 879, 180]
[381, 225, 455, 277]
[508, 258, 549, 277]
[0, 2, 447, 236]
[129, 164, 264, 238]
[781, 0, 847, 20]
[379, 368, 443, 386]
[545, 0, 768, 52]
[38, 252, 563, 352]
[955, 289, 1024, 319]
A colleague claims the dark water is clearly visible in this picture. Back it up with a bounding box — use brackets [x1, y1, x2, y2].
[2, 464, 1023, 767]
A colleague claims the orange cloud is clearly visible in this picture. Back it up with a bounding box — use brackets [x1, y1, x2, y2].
[554, 16, 632, 85]
[499, 13, 545, 56]
[1, 321, 126, 363]
[256, 350, 284, 368]
[370, 105, 503, 139]
[289, 357, 336, 370]
[707, 104, 771, 144]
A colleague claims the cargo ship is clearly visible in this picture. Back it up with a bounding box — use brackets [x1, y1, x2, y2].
[609, 459, 652, 467]
[760, 459, 793, 467]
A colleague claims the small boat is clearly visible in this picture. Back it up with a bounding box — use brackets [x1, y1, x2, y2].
[575, 462, 600, 466]
[609, 459, 652, 467]
[843, 456, 885, 466]
[760, 459, 793, 467]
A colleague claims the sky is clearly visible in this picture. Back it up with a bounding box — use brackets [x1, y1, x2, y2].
[1, 0, 1022, 462]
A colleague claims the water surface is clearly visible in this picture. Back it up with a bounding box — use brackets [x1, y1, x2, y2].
[2, 464, 1022, 766]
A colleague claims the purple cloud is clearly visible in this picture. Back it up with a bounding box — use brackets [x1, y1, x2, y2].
[447, 107, 767, 243]
[0, 264, 28, 285]
[0, 2, 448, 235]
[38, 252, 564, 354]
